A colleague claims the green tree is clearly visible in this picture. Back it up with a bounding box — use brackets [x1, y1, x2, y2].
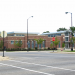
[70, 26, 75, 51]
[34, 38, 44, 50]
[62, 43, 65, 48]
[50, 43, 53, 49]
[54, 37, 60, 49]
[70, 27, 75, 36]
[0, 40, 3, 48]
[14, 39, 23, 48]
[43, 31, 50, 33]
[57, 28, 67, 32]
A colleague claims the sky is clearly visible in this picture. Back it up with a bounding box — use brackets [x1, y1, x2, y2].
[0, 0, 75, 34]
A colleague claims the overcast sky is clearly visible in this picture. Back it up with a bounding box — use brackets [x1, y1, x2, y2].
[0, 0, 75, 34]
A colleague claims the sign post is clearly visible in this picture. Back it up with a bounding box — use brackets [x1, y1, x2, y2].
[52, 37, 55, 52]
[1, 31, 7, 57]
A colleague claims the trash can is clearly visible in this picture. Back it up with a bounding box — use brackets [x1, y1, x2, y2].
[71, 48, 73, 51]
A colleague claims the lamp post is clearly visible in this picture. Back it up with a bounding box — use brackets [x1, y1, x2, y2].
[65, 12, 73, 50]
[3, 31, 4, 57]
[65, 12, 72, 27]
[27, 16, 33, 51]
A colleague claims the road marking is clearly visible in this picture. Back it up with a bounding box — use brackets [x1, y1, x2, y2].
[9, 60, 75, 72]
[0, 63, 54, 75]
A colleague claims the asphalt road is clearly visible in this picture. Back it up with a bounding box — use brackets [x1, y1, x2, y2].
[0, 51, 75, 75]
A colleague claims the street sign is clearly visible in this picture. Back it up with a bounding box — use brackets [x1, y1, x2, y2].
[1, 31, 7, 37]
[52, 37, 55, 41]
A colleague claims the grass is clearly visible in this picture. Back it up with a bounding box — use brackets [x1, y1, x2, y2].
[65, 50, 75, 52]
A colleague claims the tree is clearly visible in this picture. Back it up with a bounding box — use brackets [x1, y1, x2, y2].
[62, 43, 65, 48]
[70, 26, 75, 51]
[14, 39, 23, 48]
[34, 38, 44, 50]
[57, 28, 67, 32]
[54, 37, 60, 49]
[43, 31, 50, 33]
[70, 37, 75, 51]
[0, 40, 3, 48]
[50, 43, 53, 49]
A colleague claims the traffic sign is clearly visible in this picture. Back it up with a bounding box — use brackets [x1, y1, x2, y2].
[52, 37, 55, 41]
[1, 31, 7, 37]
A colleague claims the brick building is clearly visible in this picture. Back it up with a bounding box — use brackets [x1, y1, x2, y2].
[0, 30, 73, 49]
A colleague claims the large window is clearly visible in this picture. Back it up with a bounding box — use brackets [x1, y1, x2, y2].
[35, 41, 37, 47]
[28, 41, 30, 48]
[57, 34, 61, 36]
[48, 35, 50, 37]
[32, 41, 34, 48]
[65, 32, 68, 36]
[11, 41, 14, 44]
[51, 34, 53, 37]
[43, 41, 45, 48]
[39, 44, 41, 49]
[59, 41, 60, 48]
[65, 37, 68, 41]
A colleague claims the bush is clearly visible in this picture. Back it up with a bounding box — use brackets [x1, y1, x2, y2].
[35, 47, 38, 50]
[48, 47, 50, 50]
[0, 48, 2, 51]
[51, 48, 57, 50]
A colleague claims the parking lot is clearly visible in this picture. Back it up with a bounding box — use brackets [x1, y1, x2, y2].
[0, 51, 75, 75]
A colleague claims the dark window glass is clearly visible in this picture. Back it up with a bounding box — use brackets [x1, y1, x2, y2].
[59, 41, 60, 48]
[51, 35, 53, 37]
[48, 35, 50, 37]
[65, 32, 68, 36]
[65, 37, 68, 41]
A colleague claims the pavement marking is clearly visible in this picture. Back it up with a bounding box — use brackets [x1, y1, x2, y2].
[0, 63, 54, 75]
[9, 60, 75, 72]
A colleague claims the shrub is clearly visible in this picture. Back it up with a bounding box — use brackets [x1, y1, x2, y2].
[48, 47, 50, 50]
[35, 47, 38, 50]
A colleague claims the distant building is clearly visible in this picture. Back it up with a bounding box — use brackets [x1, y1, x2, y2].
[0, 30, 74, 49]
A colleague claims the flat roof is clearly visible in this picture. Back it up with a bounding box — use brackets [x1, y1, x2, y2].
[7, 31, 39, 34]
[41, 30, 71, 35]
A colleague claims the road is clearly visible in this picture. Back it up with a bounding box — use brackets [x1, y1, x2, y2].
[0, 51, 75, 75]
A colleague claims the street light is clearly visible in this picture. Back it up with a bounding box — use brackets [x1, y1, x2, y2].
[27, 16, 33, 51]
[65, 12, 72, 27]
[65, 12, 73, 50]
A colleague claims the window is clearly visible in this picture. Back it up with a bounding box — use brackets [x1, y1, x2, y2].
[59, 41, 60, 48]
[48, 35, 50, 37]
[32, 41, 34, 48]
[65, 32, 68, 36]
[51, 35, 53, 37]
[54, 34, 55, 37]
[39, 44, 41, 49]
[35, 41, 37, 47]
[28, 41, 30, 48]
[43, 41, 45, 48]
[65, 37, 68, 41]
[22, 35, 24, 36]
[11, 41, 14, 44]
[58, 34, 61, 36]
